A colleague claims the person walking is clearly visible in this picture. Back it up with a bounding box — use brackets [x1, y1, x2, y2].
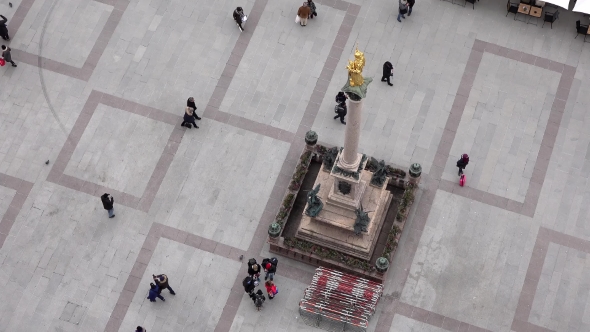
[186, 97, 201, 120]
[147, 283, 165, 302]
[181, 107, 199, 129]
[335, 91, 347, 104]
[233, 7, 246, 32]
[101, 193, 115, 218]
[456, 154, 469, 176]
[1, 45, 16, 67]
[407, 0, 415, 16]
[397, 0, 408, 22]
[153, 274, 176, 295]
[136, 327, 146, 332]
[381, 61, 394, 86]
[307, 0, 317, 19]
[0, 15, 9, 40]
[297, 2, 311, 26]
[333, 101, 347, 125]
[264, 280, 277, 300]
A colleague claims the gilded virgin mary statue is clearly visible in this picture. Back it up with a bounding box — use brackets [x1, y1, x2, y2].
[342, 44, 372, 100]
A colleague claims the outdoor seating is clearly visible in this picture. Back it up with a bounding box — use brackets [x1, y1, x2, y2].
[575, 20, 590, 42]
[507, 0, 519, 17]
[542, 10, 559, 28]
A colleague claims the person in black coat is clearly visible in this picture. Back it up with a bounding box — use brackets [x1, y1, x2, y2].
[408, 0, 415, 16]
[0, 15, 9, 40]
[181, 107, 199, 129]
[100, 193, 115, 218]
[248, 262, 262, 281]
[456, 154, 469, 176]
[233, 7, 245, 32]
[381, 61, 393, 86]
[186, 97, 201, 120]
[333, 102, 347, 125]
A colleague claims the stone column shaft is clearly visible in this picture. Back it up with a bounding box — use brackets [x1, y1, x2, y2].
[339, 98, 362, 171]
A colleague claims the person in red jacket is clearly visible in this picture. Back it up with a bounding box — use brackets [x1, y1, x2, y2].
[264, 280, 277, 300]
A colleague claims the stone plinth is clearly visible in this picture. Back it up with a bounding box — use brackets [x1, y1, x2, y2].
[328, 150, 368, 211]
[295, 169, 392, 260]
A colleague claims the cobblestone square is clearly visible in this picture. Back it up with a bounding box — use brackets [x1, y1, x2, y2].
[1, 0, 590, 330]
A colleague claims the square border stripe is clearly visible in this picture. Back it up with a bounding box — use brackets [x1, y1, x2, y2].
[9, 0, 129, 81]
[0, 173, 34, 249]
[104, 222, 313, 332]
[512, 227, 590, 332]
[46, 90, 185, 213]
[432, 39, 575, 218]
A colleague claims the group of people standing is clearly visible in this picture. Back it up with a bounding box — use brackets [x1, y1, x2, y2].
[398, 0, 416, 22]
[297, 0, 318, 26]
[243, 257, 279, 311]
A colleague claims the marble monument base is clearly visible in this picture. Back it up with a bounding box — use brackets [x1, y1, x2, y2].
[295, 169, 392, 260]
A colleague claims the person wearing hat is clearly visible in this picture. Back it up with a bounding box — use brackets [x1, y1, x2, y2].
[264, 261, 276, 281]
[153, 274, 176, 295]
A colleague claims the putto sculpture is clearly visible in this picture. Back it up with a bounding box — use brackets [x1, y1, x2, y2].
[370, 158, 387, 187]
[305, 184, 324, 217]
[353, 204, 370, 235]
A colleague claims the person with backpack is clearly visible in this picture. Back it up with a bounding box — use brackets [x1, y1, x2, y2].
[147, 283, 165, 302]
[247, 259, 261, 282]
[251, 289, 265, 310]
[264, 280, 277, 300]
[456, 154, 469, 176]
[243, 276, 256, 295]
[262, 257, 278, 281]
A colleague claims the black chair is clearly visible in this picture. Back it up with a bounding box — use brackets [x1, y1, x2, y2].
[575, 20, 590, 42]
[542, 10, 558, 28]
[506, 0, 519, 17]
[465, 0, 475, 9]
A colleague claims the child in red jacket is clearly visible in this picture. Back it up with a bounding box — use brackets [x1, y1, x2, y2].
[265, 280, 277, 300]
